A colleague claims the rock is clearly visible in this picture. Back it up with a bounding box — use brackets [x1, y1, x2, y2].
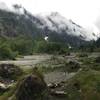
[0, 64, 23, 80]
[66, 61, 80, 73]
[50, 90, 67, 97]
[48, 83, 62, 89]
[95, 56, 100, 63]
[73, 82, 80, 90]
[0, 82, 7, 89]
[48, 83, 58, 89]
[0, 82, 10, 93]
[15, 74, 47, 100]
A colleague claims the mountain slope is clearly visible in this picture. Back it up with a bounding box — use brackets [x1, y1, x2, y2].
[35, 12, 97, 41]
[0, 4, 98, 46]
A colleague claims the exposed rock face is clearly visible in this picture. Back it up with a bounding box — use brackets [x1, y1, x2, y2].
[15, 74, 47, 100]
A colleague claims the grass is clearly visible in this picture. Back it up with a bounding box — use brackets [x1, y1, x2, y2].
[65, 69, 100, 100]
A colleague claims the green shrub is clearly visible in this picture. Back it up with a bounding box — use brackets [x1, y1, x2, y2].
[0, 43, 17, 60]
[10, 36, 34, 55]
[66, 70, 100, 100]
[34, 40, 68, 54]
[77, 53, 88, 57]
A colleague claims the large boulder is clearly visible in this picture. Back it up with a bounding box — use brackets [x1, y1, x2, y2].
[0, 64, 23, 81]
[95, 56, 100, 63]
[15, 74, 47, 100]
[65, 61, 80, 73]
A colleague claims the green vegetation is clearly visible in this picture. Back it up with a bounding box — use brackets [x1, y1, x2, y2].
[76, 53, 88, 57]
[66, 69, 100, 100]
[0, 36, 34, 60]
[78, 38, 100, 52]
[0, 43, 17, 60]
[34, 40, 68, 54]
[0, 36, 69, 60]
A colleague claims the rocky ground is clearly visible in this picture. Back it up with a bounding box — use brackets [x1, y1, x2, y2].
[0, 54, 77, 84]
[0, 53, 99, 84]
[0, 52, 100, 100]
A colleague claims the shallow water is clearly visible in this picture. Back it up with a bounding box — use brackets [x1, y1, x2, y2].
[0, 55, 51, 67]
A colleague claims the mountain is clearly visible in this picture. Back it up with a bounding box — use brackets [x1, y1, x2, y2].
[35, 12, 97, 41]
[0, 5, 40, 37]
[0, 3, 98, 46]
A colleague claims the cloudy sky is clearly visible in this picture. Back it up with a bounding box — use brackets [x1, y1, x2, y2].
[0, 0, 100, 33]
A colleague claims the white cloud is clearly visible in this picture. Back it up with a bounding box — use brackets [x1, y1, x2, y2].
[0, 2, 9, 10]
[0, 0, 100, 33]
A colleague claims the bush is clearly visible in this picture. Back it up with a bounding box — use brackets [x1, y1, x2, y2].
[34, 40, 68, 54]
[10, 36, 34, 55]
[77, 53, 88, 57]
[0, 43, 17, 60]
[58, 48, 68, 54]
[66, 70, 100, 100]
